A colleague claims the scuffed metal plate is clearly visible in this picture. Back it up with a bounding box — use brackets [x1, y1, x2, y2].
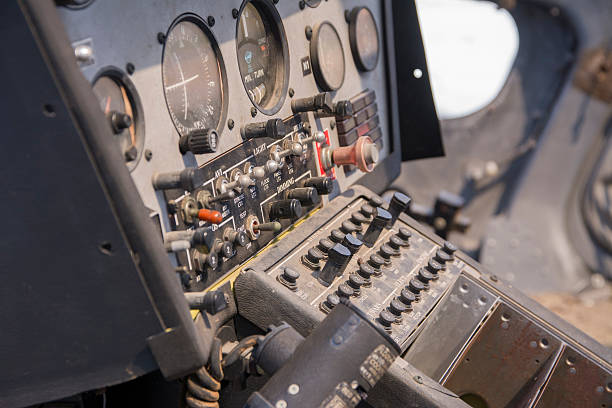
[534, 347, 612, 408]
[443, 303, 563, 407]
[404, 274, 498, 382]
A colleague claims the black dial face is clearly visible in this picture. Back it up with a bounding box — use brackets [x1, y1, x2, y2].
[162, 16, 226, 138]
[349, 7, 380, 72]
[236, 1, 289, 114]
[310, 21, 345, 91]
[92, 68, 144, 171]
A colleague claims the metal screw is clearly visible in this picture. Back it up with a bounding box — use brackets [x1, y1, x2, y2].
[144, 149, 153, 161]
[414, 375, 423, 384]
[251, 107, 258, 117]
[207, 16, 215, 27]
[157, 32, 166, 44]
[232, 8, 239, 19]
[330, 120, 335, 130]
[305, 25, 312, 40]
[288, 88, 295, 98]
[228, 118, 235, 130]
[299, 0, 305, 10]
[126, 62, 135, 75]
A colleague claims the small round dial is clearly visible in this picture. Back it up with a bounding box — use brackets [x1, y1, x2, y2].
[310, 21, 345, 91]
[348, 7, 380, 72]
[162, 15, 227, 138]
[236, 0, 289, 115]
[92, 67, 144, 171]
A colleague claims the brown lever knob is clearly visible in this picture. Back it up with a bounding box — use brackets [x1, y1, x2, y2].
[331, 136, 379, 173]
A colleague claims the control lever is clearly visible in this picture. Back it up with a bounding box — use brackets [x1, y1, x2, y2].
[180, 196, 223, 224]
[320, 136, 379, 173]
[242, 118, 289, 140]
[217, 174, 254, 194]
[197, 189, 236, 208]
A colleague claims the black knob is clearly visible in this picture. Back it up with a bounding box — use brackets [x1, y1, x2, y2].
[317, 238, 334, 255]
[342, 234, 363, 255]
[214, 239, 234, 259]
[417, 268, 435, 284]
[281, 267, 300, 284]
[291, 92, 333, 114]
[387, 192, 411, 226]
[225, 229, 249, 247]
[334, 99, 353, 117]
[286, 187, 320, 206]
[369, 196, 384, 207]
[378, 244, 395, 263]
[379, 310, 395, 328]
[362, 207, 392, 247]
[397, 227, 412, 243]
[442, 241, 458, 258]
[350, 212, 367, 231]
[179, 128, 218, 155]
[337, 283, 354, 298]
[387, 235, 404, 253]
[303, 247, 324, 268]
[329, 229, 346, 243]
[368, 253, 385, 274]
[360, 204, 374, 218]
[434, 248, 453, 265]
[426, 259, 443, 276]
[408, 278, 426, 297]
[389, 298, 408, 316]
[347, 274, 365, 296]
[399, 288, 416, 305]
[110, 111, 133, 134]
[193, 250, 219, 272]
[242, 118, 289, 140]
[322, 293, 340, 312]
[269, 199, 302, 220]
[340, 220, 357, 234]
[124, 145, 138, 162]
[318, 243, 351, 285]
[302, 176, 333, 195]
[152, 167, 205, 191]
[357, 263, 375, 282]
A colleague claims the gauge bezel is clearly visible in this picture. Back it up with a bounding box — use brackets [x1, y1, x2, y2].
[348, 6, 380, 72]
[310, 21, 346, 92]
[162, 13, 229, 138]
[235, 0, 290, 116]
[92, 66, 145, 172]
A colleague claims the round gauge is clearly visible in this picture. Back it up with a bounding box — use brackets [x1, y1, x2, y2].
[162, 14, 227, 139]
[310, 21, 345, 91]
[348, 7, 380, 72]
[236, 0, 290, 115]
[92, 67, 145, 171]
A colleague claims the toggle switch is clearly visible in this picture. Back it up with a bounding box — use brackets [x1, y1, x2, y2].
[224, 228, 249, 247]
[252, 160, 279, 180]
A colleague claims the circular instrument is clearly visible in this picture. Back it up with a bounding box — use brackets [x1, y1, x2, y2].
[92, 67, 145, 171]
[310, 21, 345, 91]
[162, 14, 227, 139]
[236, 0, 289, 115]
[348, 7, 380, 72]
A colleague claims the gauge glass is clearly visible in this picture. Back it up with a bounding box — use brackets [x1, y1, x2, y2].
[236, 1, 289, 114]
[162, 16, 226, 138]
[92, 68, 144, 171]
[349, 7, 380, 72]
[310, 21, 345, 91]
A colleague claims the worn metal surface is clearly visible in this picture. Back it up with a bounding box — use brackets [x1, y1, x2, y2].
[443, 303, 563, 407]
[403, 274, 498, 382]
[534, 346, 612, 408]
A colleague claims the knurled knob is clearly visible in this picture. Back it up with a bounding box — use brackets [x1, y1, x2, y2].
[397, 227, 412, 242]
[434, 248, 453, 265]
[389, 298, 408, 316]
[317, 238, 334, 255]
[368, 253, 385, 271]
[360, 204, 374, 218]
[379, 310, 395, 328]
[442, 241, 458, 258]
[399, 288, 416, 305]
[408, 278, 426, 296]
[387, 235, 404, 253]
[426, 259, 443, 276]
[378, 244, 395, 262]
[340, 220, 357, 234]
[329, 229, 346, 243]
[179, 128, 218, 155]
[350, 212, 367, 231]
[417, 268, 435, 284]
[337, 283, 354, 298]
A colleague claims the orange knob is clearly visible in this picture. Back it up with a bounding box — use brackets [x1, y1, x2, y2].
[198, 208, 223, 224]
